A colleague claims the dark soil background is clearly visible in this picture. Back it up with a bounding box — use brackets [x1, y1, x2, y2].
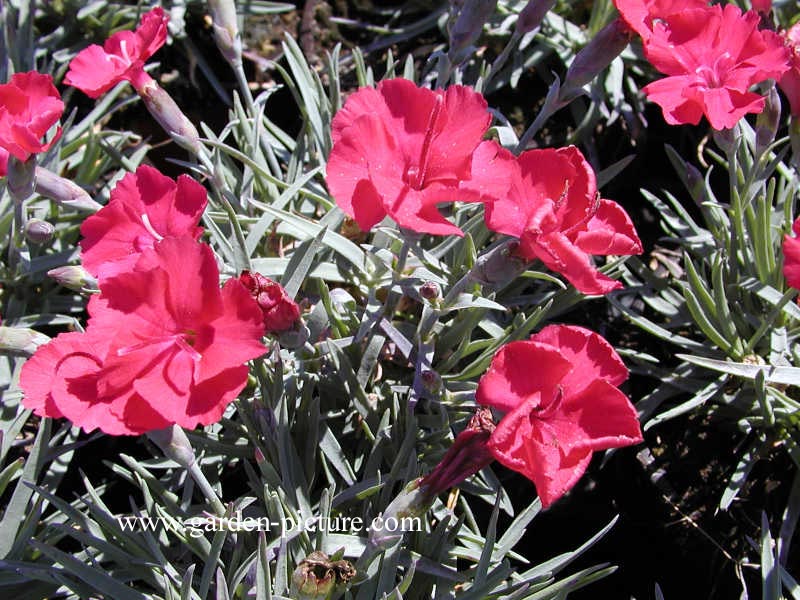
[45, 1, 796, 598]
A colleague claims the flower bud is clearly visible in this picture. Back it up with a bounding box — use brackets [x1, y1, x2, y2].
[756, 86, 781, 150]
[47, 265, 98, 292]
[420, 369, 442, 395]
[276, 320, 310, 349]
[561, 18, 633, 101]
[239, 271, 301, 334]
[469, 240, 529, 288]
[208, 0, 242, 64]
[7, 155, 36, 201]
[147, 424, 197, 469]
[24, 219, 54, 244]
[135, 77, 202, 156]
[0, 326, 50, 356]
[34, 168, 102, 212]
[290, 551, 356, 599]
[516, 0, 556, 35]
[448, 0, 498, 64]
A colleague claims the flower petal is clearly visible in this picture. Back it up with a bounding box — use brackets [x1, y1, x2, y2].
[532, 324, 629, 393]
[476, 340, 573, 413]
[574, 199, 643, 256]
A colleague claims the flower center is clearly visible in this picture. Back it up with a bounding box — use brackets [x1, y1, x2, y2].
[405, 94, 444, 190]
[531, 386, 564, 420]
[140, 213, 164, 241]
[115, 330, 200, 362]
[106, 39, 134, 68]
[695, 52, 733, 89]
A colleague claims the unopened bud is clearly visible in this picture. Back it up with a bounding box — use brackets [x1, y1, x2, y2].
[276, 320, 309, 349]
[757, 86, 781, 150]
[448, 0, 498, 64]
[147, 425, 196, 469]
[7, 155, 36, 200]
[208, 0, 242, 64]
[135, 78, 202, 156]
[368, 478, 428, 551]
[34, 168, 102, 212]
[469, 240, 530, 288]
[291, 551, 356, 599]
[792, 117, 800, 167]
[516, 0, 556, 35]
[685, 162, 706, 207]
[0, 326, 50, 356]
[24, 219, 54, 244]
[47, 265, 98, 292]
[420, 369, 442, 394]
[561, 18, 633, 101]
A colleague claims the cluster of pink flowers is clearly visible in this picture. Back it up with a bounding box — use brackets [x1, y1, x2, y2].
[326, 79, 644, 505]
[19, 166, 274, 435]
[327, 79, 643, 294]
[614, 0, 791, 129]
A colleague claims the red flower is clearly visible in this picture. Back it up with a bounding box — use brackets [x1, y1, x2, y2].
[779, 24, 800, 117]
[326, 79, 510, 236]
[783, 217, 800, 297]
[80, 165, 207, 279]
[614, 0, 706, 42]
[484, 145, 641, 295]
[20, 238, 267, 435]
[0, 72, 64, 162]
[0, 148, 7, 176]
[238, 271, 301, 333]
[64, 7, 168, 97]
[639, 4, 789, 130]
[752, 0, 772, 13]
[476, 325, 643, 507]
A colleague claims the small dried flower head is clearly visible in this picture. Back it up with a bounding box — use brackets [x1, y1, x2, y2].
[239, 271, 301, 334]
[291, 551, 356, 598]
[419, 281, 441, 300]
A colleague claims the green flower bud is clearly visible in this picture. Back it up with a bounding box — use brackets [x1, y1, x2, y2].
[34, 168, 102, 212]
[47, 266, 98, 292]
[0, 326, 50, 356]
[208, 0, 242, 64]
[147, 425, 197, 469]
